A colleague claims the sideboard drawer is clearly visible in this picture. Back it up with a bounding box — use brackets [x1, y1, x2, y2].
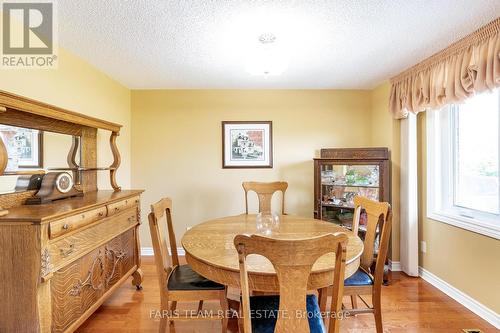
[51, 229, 136, 333]
[107, 196, 139, 216]
[49, 208, 138, 270]
[49, 206, 107, 239]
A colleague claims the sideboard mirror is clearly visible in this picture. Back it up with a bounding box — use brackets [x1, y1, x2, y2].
[0, 125, 82, 195]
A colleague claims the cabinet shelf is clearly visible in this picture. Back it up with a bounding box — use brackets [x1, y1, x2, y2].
[3, 167, 116, 175]
[3, 170, 45, 176]
[321, 183, 379, 189]
[48, 167, 116, 171]
[322, 202, 354, 209]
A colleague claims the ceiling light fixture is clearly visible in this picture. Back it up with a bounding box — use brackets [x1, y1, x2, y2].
[258, 33, 277, 44]
[246, 33, 288, 76]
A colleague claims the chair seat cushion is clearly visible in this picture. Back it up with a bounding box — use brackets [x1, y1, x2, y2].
[248, 294, 325, 333]
[344, 268, 374, 287]
[167, 265, 225, 291]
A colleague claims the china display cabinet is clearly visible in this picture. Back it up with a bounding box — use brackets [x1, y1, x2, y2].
[314, 148, 391, 229]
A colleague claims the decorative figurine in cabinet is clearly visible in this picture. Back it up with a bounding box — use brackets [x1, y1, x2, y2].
[314, 147, 391, 229]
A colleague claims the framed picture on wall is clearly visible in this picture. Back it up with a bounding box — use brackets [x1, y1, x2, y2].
[0, 125, 43, 169]
[222, 121, 273, 168]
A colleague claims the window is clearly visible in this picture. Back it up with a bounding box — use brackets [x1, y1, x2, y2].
[427, 89, 500, 239]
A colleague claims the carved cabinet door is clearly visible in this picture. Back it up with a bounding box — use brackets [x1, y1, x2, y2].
[50, 229, 136, 332]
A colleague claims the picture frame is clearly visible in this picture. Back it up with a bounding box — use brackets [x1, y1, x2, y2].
[0, 125, 44, 169]
[222, 121, 273, 169]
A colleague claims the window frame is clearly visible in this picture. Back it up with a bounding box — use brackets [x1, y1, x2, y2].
[426, 93, 500, 240]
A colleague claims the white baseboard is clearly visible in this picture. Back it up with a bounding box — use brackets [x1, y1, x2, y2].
[419, 266, 500, 329]
[141, 247, 154, 256]
[141, 247, 185, 257]
[389, 260, 401, 272]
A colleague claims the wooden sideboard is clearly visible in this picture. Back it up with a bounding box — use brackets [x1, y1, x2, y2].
[0, 190, 144, 333]
[0, 91, 144, 332]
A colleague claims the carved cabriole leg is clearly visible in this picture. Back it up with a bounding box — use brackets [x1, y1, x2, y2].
[132, 268, 144, 290]
[0, 106, 9, 216]
[109, 131, 121, 192]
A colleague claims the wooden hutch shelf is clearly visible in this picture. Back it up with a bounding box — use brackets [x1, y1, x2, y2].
[48, 167, 117, 171]
[0, 90, 123, 195]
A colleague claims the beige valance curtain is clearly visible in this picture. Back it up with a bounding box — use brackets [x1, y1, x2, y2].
[389, 17, 500, 119]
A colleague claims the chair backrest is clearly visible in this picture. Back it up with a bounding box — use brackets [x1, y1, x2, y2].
[235, 233, 348, 333]
[242, 181, 288, 214]
[148, 197, 180, 289]
[352, 196, 392, 287]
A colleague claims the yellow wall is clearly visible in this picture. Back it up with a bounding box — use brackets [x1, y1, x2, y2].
[131, 90, 374, 246]
[369, 82, 401, 261]
[3, 40, 496, 315]
[417, 113, 500, 313]
[0, 48, 132, 189]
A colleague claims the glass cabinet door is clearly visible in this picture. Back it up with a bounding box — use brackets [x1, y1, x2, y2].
[320, 163, 380, 227]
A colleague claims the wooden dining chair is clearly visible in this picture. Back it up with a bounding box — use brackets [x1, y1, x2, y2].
[235, 233, 348, 333]
[342, 196, 392, 333]
[242, 181, 288, 214]
[148, 198, 229, 333]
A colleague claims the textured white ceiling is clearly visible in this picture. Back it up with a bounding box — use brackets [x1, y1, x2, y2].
[58, 1, 500, 89]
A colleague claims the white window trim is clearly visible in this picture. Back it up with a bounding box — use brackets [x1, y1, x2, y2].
[400, 113, 419, 276]
[427, 105, 500, 240]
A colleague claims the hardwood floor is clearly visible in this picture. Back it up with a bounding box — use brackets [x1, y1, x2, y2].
[77, 256, 496, 333]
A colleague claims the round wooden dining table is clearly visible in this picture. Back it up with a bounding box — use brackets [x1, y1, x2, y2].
[181, 214, 364, 292]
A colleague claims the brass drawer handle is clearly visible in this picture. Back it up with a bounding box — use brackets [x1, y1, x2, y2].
[114, 207, 119, 212]
[98, 211, 104, 217]
[62, 223, 70, 230]
[60, 244, 75, 257]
